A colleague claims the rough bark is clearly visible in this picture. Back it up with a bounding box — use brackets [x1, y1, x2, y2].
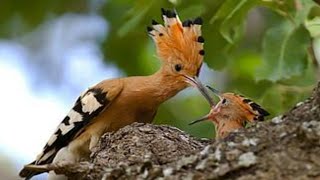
[50, 82, 320, 179]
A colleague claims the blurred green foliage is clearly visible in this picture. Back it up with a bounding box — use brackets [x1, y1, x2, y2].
[1, 0, 319, 138]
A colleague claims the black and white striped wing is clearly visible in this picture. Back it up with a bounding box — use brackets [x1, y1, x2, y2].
[34, 88, 110, 165]
[19, 79, 123, 179]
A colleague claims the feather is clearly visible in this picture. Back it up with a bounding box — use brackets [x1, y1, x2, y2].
[148, 8, 204, 68]
[19, 87, 111, 179]
[229, 93, 270, 122]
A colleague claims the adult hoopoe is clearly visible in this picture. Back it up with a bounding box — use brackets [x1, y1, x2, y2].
[189, 85, 270, 139]
[19, 9, 207, 179]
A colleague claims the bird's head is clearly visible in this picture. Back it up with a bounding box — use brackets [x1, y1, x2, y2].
[148, 9, 204, 90]
[189, 85, 270, 127]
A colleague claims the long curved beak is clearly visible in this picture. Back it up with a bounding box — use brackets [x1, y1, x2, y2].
[189, 85, 222, 126]
[188, 115, 209, 125]
[206, 85, 223, 100]
[184, 76, 215, 107]
[189, 105, 221, 125]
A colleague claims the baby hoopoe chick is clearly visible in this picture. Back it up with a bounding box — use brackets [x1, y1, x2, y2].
[190, 86, 270, 139]
[19, 9, 206, 180]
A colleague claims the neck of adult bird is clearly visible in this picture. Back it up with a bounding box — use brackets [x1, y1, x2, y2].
[149, 66, 188, 104]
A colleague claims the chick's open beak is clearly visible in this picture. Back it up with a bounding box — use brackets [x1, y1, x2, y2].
[188, 115, 210, 125]
[188, 85, 222, 126]
[184, 75, 215, 107]
[188, 105, 221, 125]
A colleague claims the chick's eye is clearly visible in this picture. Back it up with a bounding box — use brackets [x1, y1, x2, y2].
[175, 64, 182, 72]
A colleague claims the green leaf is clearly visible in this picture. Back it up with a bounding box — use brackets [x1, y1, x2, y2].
[255, 22, 310, 82]
[179, 4, 205, 18]
[295, 0, 317, 24]
[210, 0, 258, 44]
[117, 5, 151, 37]
[305, 17, 320, 38]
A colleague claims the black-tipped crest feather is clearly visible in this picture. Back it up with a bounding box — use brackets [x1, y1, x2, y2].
[147, 26, 153, 32]
[151, 19, 159, 25]
[193, 17, 203, 25]
[197, 36, 205, 43]
[182, 19, 192, 27]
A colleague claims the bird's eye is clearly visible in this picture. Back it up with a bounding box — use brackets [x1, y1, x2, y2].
[174, 64, 182, 72]
[221, 98, 227, 104]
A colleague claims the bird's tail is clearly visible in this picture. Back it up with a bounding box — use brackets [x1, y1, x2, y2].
[19, 161, 47, 180]
[147, 8, 204, 66]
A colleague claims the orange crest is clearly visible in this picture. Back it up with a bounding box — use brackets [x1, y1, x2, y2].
[147, 8, 204, 67]
[222, 93, 270, 123]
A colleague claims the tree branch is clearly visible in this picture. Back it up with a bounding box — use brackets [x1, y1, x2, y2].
[51, 82, 320, 179]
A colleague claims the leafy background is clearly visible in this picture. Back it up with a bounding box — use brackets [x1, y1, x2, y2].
[97, 0, 319, 137]
[0, 0, 319, 178]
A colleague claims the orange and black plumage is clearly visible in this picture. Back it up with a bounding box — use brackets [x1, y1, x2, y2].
[190, 86, 270, 138]
[19, 9, 208, 179]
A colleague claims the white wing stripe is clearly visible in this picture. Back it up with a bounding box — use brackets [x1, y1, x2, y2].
[81, 92, 103, 113]
[68, 109, 83, 123]
[37, 149, 55, 163]
[59, 123, 75, 135]
[47, 134, 58, 146]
